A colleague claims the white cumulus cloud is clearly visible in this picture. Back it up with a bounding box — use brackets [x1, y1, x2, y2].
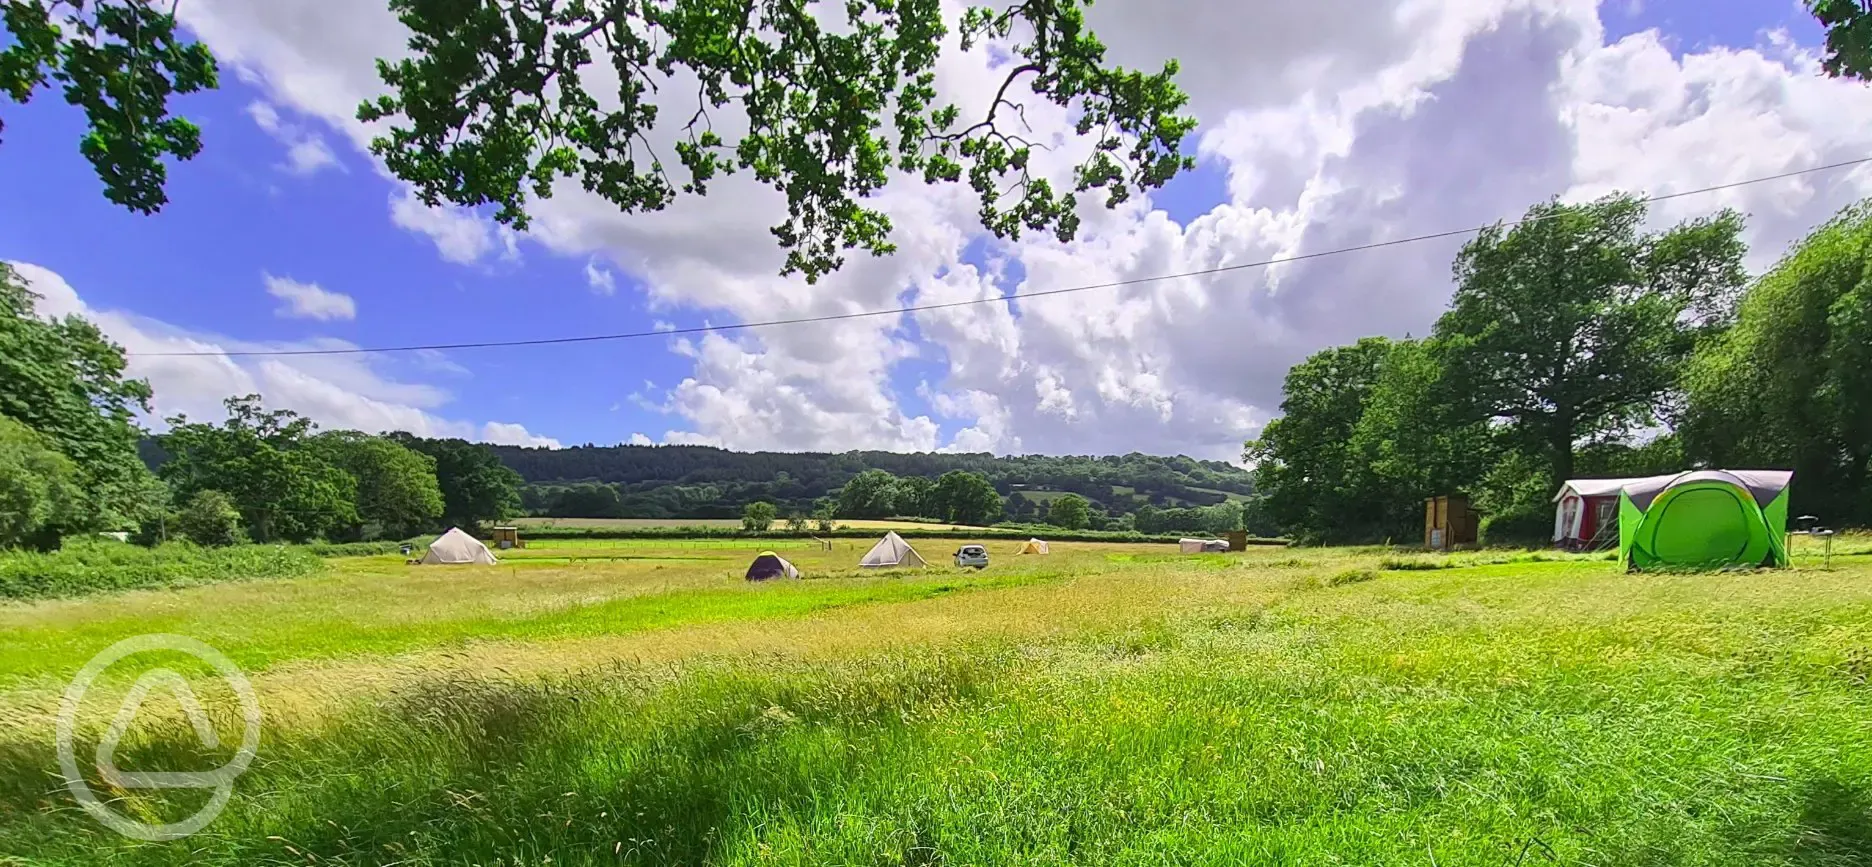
[481, 422, 563, 449]
[264, 273, 356, 321]
[168, 0, 1872, 459]
[246, 100, 340, 176]
[584, 258, 617, 295]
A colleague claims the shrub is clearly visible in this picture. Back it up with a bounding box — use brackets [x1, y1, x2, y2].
[742, 501, 777, 532]
[174, 490, 244, 547]
[303, 540, 417, 558]
[1479, 508, 1554, 547]
[0, 539, 322, 600]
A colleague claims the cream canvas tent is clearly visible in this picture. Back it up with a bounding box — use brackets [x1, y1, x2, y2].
[1180, 538, 1229, 553]
[859, 531, 926, 568]
[420, 527, 498, 565]
[1015, 538, 1050, 554]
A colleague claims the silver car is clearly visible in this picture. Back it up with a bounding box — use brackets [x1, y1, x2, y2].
[953, 544, 989, 569]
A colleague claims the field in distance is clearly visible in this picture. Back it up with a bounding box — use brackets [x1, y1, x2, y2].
[2, 534, 1869, 864]
[510, 515, 999, 532]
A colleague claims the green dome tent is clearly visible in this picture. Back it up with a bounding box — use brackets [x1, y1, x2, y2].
[1617, 470, 1792, 571]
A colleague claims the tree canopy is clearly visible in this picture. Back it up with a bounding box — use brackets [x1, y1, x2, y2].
[0, 263, 163, 537]
[157, 397, 360, 543]
[1434, 195, 1744, 488]
[3, 0, 1194, 281]
[392, 434, 524, 529]
[1244, 337, 1399, 543]
[173, 489, 243, 547]
[931, 470, 1001, 525]
[1680, 202, 1872, 526]
[0, 414, 83, 549]
[507, 443, 1250, 524]
[837, 468, 901, 519]
[0, 1, 218, 212]
[309, 431, 447, 539]
[1811, 0, 1872, 81]
[741, 501, 777, 532]
[1046, 492, 1089, 530]
[1244, 188, 1872, 544]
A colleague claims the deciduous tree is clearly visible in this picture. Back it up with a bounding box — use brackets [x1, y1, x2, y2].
[1347, 337, 1492, 539]
[361, 0, 1196, 281]
[742, 500, 776, 532]
[310, 432, 446, 538]
[0, 263, 164, 533]
[391, 434, 524, 529]
[1810, 0, 1872, 81]
[0, 0, 218, 212]
[892, 475, 936, 519]
[931, 470, 1001, 525]
[837, 469, 900, 519]
[1047, 492, 1089, 530]
[1681, 201, 1872, 525]
[0, 414, 83, 549]
[1244, 337, 1397, 543]
[1434, 195, 1744, 489]
[173, 489, 243, 547]
[158, 397, 358, 542]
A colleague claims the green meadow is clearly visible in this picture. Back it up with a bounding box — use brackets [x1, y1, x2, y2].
[1, 536, 1869, 864]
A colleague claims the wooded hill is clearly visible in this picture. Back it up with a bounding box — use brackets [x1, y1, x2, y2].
[491, 444, 1254, 522]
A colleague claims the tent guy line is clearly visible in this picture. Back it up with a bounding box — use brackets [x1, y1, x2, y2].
[132, 156, 1872, 359]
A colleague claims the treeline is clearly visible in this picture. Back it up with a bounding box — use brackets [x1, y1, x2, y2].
[1248, 195, 1872, 544]
[0, 264, 524, 551]
[501, 443, 1253, 521]
[149, 396, 524, 545]
[820, 469, 1267, 536]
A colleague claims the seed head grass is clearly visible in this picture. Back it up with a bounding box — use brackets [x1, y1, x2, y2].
[2, 539, 1869, 863]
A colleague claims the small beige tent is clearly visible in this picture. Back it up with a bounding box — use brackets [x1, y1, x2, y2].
[859, 531, 926, 568]
[1179, 538, 1230, 554]
[1015, 538, 1050, 554]
[420, 527, 499, 565]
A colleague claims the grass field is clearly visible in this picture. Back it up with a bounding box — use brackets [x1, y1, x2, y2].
[1187, 485, 1252, 503]
[513, 516, 997, 532]
[2, 536, 1870, 864]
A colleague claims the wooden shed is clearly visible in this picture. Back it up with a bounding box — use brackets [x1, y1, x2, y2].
[490, 525, 524, 550]
[1423, 495, 1479, 551]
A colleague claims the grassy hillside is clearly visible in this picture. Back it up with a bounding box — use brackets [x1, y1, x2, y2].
[498, 444, 1254, 522]
[3, 537, 1868, 863]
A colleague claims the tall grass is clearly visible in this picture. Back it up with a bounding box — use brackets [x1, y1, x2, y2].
[7, 602, 1871, 865]
[0, 540, 322, 601]
[4, 545, 1870, 863]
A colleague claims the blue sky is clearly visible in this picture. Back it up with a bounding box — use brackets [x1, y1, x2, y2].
[0, 77, 701, 445]
[1604, 0, 1822, 51]
[0, 0, 1856, 456]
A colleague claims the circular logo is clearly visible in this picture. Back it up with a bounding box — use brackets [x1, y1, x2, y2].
[55, 634, 261, 841]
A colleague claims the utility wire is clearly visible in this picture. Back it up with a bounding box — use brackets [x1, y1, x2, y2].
[136, 156, 1872, 358]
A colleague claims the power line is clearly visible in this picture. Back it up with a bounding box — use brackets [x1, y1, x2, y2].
[136, 156, 1872, 358]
